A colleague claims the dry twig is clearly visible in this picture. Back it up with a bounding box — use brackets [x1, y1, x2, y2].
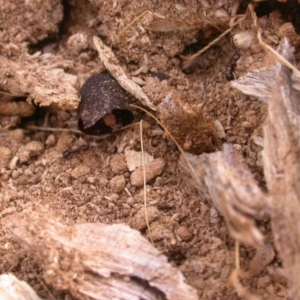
[7, 205, 198, 300]
[139, 120, 154, 245]
[179, 144, 267, 248]
[93, 36, 156, 111]
[263, 38, 300, 299]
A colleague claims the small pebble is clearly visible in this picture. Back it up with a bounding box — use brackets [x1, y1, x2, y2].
[45, 134, 56, 147]
[110, 175, 126, 193]
[24, 141, 44, 156]
[70, 165, 90, 179]
[233, 30, 256, 50]
[0, 146, 12, 168]
[126, 197, 135, 206]
[11, 170, 19, 179]
[110, 154, 128, 174]
[98, 176, 108, 187]
[130, 206, 159, 231]
[151, 223, 172, 242]
[257, 275, 272, 289]
[130, 158, 165, 187]
[9, 129, 24, 142]
[177, 226, 193, 241]
[17, 141, 44, 163]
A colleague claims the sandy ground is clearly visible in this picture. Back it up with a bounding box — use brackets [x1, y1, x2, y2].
[1, 0, 300, 299]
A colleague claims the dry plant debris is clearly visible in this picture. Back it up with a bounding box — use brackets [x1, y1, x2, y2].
[93, 36, 156, 111]
[157, 89, 221, 154]
[7, 205, 198, 300]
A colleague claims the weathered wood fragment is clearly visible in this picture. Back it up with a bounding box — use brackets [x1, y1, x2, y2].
[180, 143, 267, 248]
[263, 38, 300, 299]
[7, 206, 198, 300]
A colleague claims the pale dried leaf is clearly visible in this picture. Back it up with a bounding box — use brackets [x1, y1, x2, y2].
[125, 149, 154, 171]
[7, 206, 197, 300]
[93, 36, 156, 110]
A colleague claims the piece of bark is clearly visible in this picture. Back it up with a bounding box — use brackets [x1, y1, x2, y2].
[0, 54, 79, 110]
[7, 206, 197, 300]
[231, 65, 300, 103]
[179, 144, 267, 248]
[93, 36, 156, 111]
[0, 274, 42, 300]
[263, 38, 300, 299]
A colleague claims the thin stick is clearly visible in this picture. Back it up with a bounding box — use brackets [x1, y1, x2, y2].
[26, 125, 83, 134]
[140, 120, 154, 245]
[235, 240, 240, 270]
[26, 123, 139, 137]
[26, 125, 112, 140]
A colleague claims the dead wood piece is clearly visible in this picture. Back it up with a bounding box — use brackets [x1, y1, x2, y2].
[0, 55, 79, 110]
[180, 143, 267, 248]
[231, 65, 300, 103]
[93, 36, 156, 111]
[7, 206, 197, 300]
[263, 38, 300, 299]
[0, 273, 42, 300]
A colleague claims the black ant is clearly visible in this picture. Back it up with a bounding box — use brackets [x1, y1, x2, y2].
[62, 144, 89, 158]
[226, 52, 240, 81]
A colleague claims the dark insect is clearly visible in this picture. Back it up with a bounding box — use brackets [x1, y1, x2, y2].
[78, 72, 134, 135]
[152, 72, 168, 81]
[63, 144, 89, 158]
[226, 53, 240, 81]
